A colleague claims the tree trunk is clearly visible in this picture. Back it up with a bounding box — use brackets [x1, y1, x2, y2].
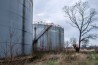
[78, 31, 81, 52]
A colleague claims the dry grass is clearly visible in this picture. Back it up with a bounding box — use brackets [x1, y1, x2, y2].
[26, 51, 98, 65]
[0, 56, 33, 65]
[1, 51, 98, 65]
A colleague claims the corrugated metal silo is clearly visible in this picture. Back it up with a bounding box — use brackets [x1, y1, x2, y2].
[33, 22, 64, 51]
[0, 0, 33, 58]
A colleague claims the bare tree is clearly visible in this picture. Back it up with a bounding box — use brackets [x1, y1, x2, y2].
[63, 1, 97, 51]
[81, 38, 89, 48]
[64, 41, 69, 52]
[0, 24, 21, 62]
[70, 38, 80, 52]
[5, 24, 21, 61]
[70, 38, 77, 45]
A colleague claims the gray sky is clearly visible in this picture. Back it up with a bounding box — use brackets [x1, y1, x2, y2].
[33, 0, 98, 46]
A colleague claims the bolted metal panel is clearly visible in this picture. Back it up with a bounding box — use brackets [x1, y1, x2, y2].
[0, 0, 33, 58]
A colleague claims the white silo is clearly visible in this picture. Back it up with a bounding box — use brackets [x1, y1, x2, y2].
[33, 22, 64, 51]
[0, 0, 33, 58]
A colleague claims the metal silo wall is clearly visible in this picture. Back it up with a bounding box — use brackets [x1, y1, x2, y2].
[0, 0, 33, 58]
[24, 0, 33, 55]
[61, 28, 64, 50]
[33, 23, 64, 51]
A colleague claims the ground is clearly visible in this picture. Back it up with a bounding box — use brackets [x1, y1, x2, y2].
[25, 51, 98, 65]
[0, 51, 98, 65]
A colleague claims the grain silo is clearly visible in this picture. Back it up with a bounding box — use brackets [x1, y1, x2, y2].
[33, 22, 64, 51]
[0, 0, 33, 58]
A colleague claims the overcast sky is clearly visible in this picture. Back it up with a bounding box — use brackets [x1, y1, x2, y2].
[33, 0, 98, 46]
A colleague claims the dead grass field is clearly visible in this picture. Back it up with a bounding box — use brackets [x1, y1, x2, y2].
[26, 51, 98, 65]
[0, 51, 98, 65]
